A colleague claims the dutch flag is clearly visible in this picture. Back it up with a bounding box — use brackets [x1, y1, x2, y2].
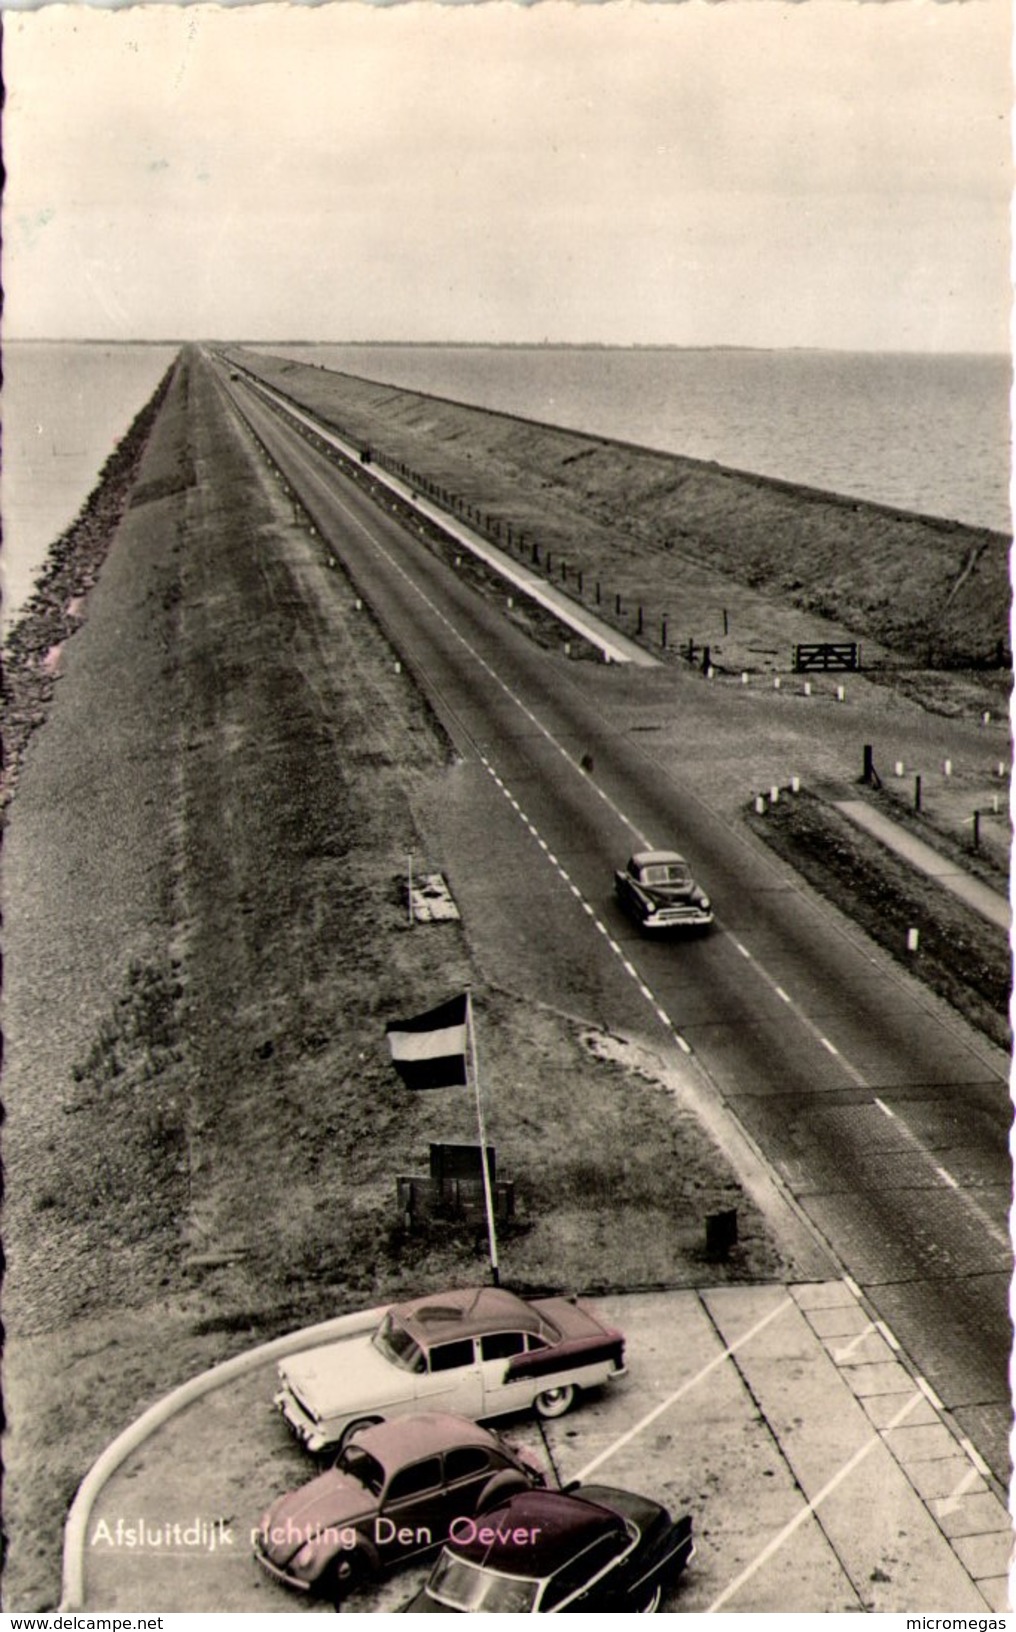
[385, 993, 469, 1090]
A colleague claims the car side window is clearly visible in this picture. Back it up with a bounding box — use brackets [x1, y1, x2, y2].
[540, 1532, 630, 1609]
[480, 1331, 526, 1361]
[443, 1445, 495, 1483]
[384, 1455, 443, 1504]
[428, 1337, 476, 1373]
[525, 1332, 550, 1352]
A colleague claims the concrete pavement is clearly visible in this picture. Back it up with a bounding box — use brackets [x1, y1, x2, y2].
[835, 800, 1010, 931]
[73, 1283, 1010, 1614]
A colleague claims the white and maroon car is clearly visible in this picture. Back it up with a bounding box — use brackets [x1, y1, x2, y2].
[255, 1411, 546, 1601]
[614, 850, 713, 932]
[275, 1286, 626, 1455]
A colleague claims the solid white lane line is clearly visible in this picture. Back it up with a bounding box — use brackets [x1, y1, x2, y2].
[573, 1297, 795, 1483]
[707, 1390, 924, 1612]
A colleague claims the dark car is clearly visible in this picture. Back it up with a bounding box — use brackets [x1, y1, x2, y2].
[402, 1484, 694, 1614]
[614, 850, 713, 932]
[254, 1411, 545, 1602]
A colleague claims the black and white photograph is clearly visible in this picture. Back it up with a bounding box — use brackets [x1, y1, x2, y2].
[1, 0, 1012, 1617]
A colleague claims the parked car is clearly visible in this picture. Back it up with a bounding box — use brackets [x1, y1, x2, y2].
[614, 850, 713, 932]
[275, 1285, 626, 1454]
[402, 1484, 695, 1613]
[254, 1412, 545, 1602]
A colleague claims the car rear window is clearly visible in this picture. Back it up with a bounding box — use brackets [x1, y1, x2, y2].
[444, 1445, 495, 1482]
[481, 1331, 526, 1360]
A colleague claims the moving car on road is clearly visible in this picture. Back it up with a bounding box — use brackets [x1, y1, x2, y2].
[275, 1285, 626, 1454]
[615, 850, 713, 932]
[255, 1412, 545, 1602]
[403, 1484, 695, 1613]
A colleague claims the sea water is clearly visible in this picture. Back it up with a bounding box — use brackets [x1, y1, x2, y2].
[2, 341, 179, 626]
[263, 343, 1012, 536]
[4, 342, 1010, 631]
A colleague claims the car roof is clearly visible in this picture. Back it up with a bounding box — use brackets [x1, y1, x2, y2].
[353, 1411, 498, 1461]
[448, 1489, 626, 1578]
[392, 1286, 549, 1344]
[630, 850, 688, 868]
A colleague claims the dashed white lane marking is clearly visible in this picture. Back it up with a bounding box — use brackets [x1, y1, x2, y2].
[775, 986, 791, 1003]
[935, 1166, 960, 1188]
[916, 1375, 945, 1411]
[959, 1439, 992, 1479]
[874, 1098, 896, 1118]
[474, 756, 696, 1058]
[573, 1297, 795, 1484]
[264, 409, 1008, 1253]
[707, 1390, 924, 1612]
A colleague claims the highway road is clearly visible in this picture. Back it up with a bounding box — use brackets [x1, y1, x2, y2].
[218, 360, 1011, 1492]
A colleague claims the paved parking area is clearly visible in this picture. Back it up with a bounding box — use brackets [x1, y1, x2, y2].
[79, 1284, 1010, 1614]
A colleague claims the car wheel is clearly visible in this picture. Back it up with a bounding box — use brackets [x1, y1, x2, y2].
[475, 1470, 533, 1514]
[337, 1415, 382, 1451]
[322, 1549, 370, 1606]
[534, 1383, 576, 1419]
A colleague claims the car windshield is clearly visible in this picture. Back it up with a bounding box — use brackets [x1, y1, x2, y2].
[643, 863, 690, 886]
[333, 1443, 385, 1496]
[372, 1311, 424, 1372]
[426, 1553, 539, 1613]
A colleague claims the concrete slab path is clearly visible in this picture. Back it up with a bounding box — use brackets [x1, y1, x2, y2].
[835, 801, 1010, 931]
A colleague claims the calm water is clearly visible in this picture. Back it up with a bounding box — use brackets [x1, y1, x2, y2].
[264, 344, 1013, 536]
[2, 341, 179, 625]
[3, 342, 1010, 630]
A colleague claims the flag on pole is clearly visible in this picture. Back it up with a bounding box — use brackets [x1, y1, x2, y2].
[385, 993, 469, 1089]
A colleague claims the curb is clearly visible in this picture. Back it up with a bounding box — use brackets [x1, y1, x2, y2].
[60, 1304, 384, 1610]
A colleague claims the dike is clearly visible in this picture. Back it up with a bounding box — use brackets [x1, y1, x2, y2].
[1, 355, 181, 811]
[226, 346, 1010, 672]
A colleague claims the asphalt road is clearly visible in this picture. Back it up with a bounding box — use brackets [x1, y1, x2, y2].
[220, 362, 1011, 1491]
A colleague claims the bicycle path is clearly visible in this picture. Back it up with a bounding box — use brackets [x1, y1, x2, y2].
[836, 800, 1010, 931]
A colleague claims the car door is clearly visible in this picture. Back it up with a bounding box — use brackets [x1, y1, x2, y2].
[540, 1531, 634, 1611]
[477, 1330, 543, 1417]
[376, 1454, 446, 1565]
[440, 1443, 506, 1531]
[413, 1336, 484, 1417]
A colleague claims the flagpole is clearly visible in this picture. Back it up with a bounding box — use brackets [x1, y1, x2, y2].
[466, 989, 500, 1287]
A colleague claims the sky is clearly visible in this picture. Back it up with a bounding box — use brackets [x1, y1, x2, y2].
[2, 1, 1011, 351]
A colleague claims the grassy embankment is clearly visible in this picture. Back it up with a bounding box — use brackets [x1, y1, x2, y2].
[3, 349, 782, 1609]
[230, 348, 1010, 695]
[229, 348, 1012, 1052]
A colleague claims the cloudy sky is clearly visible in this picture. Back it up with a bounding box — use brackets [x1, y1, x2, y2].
[3, 1, 1010, 351]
